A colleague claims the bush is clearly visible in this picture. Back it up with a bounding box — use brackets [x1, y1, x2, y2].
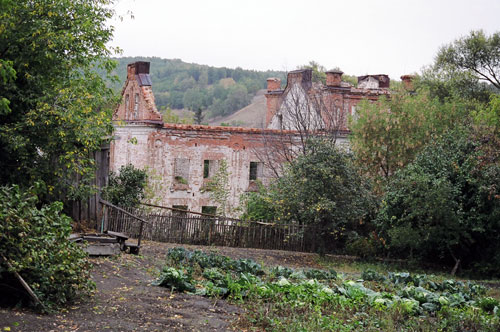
[346, 237, 377, 259]
[271, 139, 376, 254]
[0, 184, 94, 311]
[376, 131, 500, 276]
[102, 164, 148, 207]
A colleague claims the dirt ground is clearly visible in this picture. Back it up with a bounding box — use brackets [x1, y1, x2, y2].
[0, 241, 324, 332]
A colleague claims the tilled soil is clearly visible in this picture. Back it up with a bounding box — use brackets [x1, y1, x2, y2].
[0, 241, 322, 332]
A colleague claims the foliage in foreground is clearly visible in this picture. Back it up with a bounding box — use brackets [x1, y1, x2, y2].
[376, 131, 500, 276]
[0, 185, 94, 311]
[0, 0, 117, 204]
[155, 247, 500, 331]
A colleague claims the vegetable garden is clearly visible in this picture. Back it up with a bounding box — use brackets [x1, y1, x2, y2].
[155, 247, 500, 331]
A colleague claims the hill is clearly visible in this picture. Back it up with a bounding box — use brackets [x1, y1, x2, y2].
[106, 57, 286, 121]
[208, 90, 267, 128]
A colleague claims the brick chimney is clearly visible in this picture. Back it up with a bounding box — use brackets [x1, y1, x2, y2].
[267, 78, 281, 92]
[127, 61, 151, 80]
[287, 69, 312, 85]
[326, 70, 343, 87]
[401, 75, 415, 90]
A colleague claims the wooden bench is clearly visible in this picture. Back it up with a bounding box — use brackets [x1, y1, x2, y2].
[105, 231, 129, 251]
[125, 242, 140, 255]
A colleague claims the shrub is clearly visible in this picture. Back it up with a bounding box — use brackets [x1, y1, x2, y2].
[0, 184, 94, 311]
[376, 131, 500, 276]
[101, 164, 147, 207]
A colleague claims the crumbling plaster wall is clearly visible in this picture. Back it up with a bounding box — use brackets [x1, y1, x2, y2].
[110, 124, 273, 215]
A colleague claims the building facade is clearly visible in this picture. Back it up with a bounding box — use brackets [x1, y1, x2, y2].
[110, 62, 395, 215]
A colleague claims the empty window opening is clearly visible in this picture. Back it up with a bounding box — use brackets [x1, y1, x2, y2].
[134, 93, 139, 118]
[125, 94, 130, 117]
[174, 158, 190, 185]
[203, 160, 220, 178]
[201, 206, 217, 215]
[249, 161, 263, 181]
[172, 205, 188, 217]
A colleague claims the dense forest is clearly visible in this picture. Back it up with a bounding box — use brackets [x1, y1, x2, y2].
[108, 57, 286, 119]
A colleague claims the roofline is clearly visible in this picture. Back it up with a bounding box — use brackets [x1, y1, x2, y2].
[113, 120, 350, 136]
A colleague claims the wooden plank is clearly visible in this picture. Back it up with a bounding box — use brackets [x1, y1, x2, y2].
[1, 255, 47, 311]
[99, 199, 150, 225]
[82, 236, 118, 243]
[83, 243, 121, 256]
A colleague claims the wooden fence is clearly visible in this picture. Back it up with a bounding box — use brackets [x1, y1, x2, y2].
[104, 204, 320, 252]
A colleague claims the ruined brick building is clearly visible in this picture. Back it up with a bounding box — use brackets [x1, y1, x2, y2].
[110, 61, 397, 215]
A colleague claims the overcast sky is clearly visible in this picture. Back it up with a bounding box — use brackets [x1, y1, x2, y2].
[109, 0, 500, 79]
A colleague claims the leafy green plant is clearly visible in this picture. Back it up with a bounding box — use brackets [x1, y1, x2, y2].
[155, 247, 500, 331]
[101, 164, 148, 207]
[152, 267, 195, 292]
[0, 184, 94, 311]
[362, 269, 386, 282]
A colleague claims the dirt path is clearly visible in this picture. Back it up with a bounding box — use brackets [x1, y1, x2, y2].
[0, 241, 323, 332]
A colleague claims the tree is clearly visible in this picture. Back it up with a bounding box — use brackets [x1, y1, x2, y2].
[257, 77, 349, 177]
[270, 139, 376, 254]
[436, 30, 500, 91]
[0, 0, 117, 203]
[194, 107, 204, 125]
[301, 61, 327, 84]
[350, 88, 469, 187]
[376, 131, 500, 276]
[101, 164, 148, 208]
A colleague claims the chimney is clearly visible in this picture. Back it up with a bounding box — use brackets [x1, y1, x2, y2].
[127, 61, 151, 79]
[267, 78, 281, 92]
[401, 75, 415, 90]
[127, 63, 136, 80]
[326, 70, 343, 87]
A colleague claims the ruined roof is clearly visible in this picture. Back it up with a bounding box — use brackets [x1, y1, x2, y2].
[136, 73, 152, 86]
[112, 121, 350, 137]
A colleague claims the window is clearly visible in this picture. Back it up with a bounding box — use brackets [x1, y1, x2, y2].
[351, 105, 358, 121]
[134, 93, 139, 118]
[174, 158, 190, 185]
[172, 205, 188, 217]
[249, 161, 263, 181]
[125, 94, 129, 115]
[201, 206, 217, 215]
[203, 160, 219, 178]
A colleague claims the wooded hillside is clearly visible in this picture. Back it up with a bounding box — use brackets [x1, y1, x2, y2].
[107, 57, 286, 120]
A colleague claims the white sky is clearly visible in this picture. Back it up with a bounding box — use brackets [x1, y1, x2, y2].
[109, 0, 500, 79]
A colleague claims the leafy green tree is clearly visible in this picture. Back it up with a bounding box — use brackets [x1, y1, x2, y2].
[301, 61, 327, 84]
[271, 139, 376, 254]
[102, 164, 148, 208]
[376, 131, 500, 276]
[0, 0, 117, 203]
[436, 30, 500, 90]
[194, 107, 204, 125]
[416, 66, 493, 103]
[350, 89, 469, 187]
[239, 182, 277, 221]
